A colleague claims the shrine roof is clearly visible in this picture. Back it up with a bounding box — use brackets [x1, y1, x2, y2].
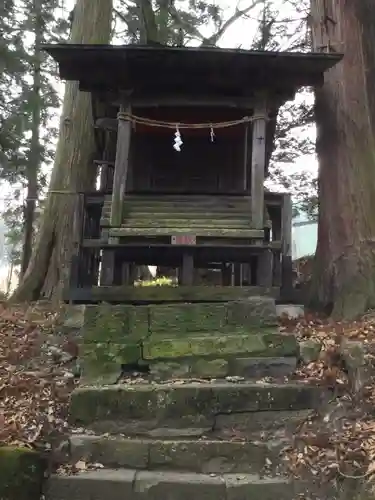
[43, 43, 342, 97]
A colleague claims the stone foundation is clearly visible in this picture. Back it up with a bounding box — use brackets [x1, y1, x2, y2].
[61, 296, 297, 382]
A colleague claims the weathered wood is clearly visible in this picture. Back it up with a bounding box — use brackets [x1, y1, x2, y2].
[108, 227, 264, 238]
[81, 239, 283, 250]
[251, 106, 268, 228]
[234, 263, 243, 285]
[64, 285, 280, 303]
[281, 193, 293, 294]
[110, 104, 132, 227]
[95, 117, 118, 132]
[257, 249, 273, 288]
[94, 159, 115, 167]
[103, 193, 285, 205]
[104, 219, 252, 229]
[243, 123, 249, 190]
[110, 95, 257, 108]
[103, 209, 250, 218]
[99, 228, 115, 285]
[273, 251, 282, 288]
[181, 252, 194, 285]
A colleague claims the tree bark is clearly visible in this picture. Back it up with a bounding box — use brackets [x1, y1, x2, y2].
[310, 0, 375, 319]
[11, 0, 113, 303]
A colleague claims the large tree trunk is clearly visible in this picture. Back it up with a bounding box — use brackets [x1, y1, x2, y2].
[309, 0, 375, 319]
[11, 0, 113, 302]
[21, 0, 42, 277]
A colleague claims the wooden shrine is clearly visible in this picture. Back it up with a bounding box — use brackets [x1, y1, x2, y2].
[44, 44, 341, 303]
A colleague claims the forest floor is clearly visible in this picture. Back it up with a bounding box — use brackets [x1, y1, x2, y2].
[1, 300, 375, 489]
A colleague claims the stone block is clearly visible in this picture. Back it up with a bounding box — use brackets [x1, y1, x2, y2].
[149, 358, 228, 380]
[46, 470, 136, 500]
[340, 339, 372, 392]
[149, 303, 227, 335]
[276, 303, 304, 319]
[150, 361, 191, 380]
[148, 439, 280, 474]
[69, 382, 322, 428]
[228, 356, 297, 378]
[80, 342, 141, 384]
[299, 339, 322, 363]
[68, 435, 149, 469]
[107, 342, 141, 364]
[191, 358, 228, 378]
[0, 447, 46, 500]
[226, 296, 278, 327]
[215, 409, 314, 434]
[143, 333, 297, 360]
[83, 304, 148, 343]
[80, 343, 120, 385]
[62, 304, 86, 329]
[225, 475, 293, 500]
[134, 470, 227, 500]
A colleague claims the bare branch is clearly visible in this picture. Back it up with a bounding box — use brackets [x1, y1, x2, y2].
[168, 5, 205, 42]
[203, 0, 265, 46]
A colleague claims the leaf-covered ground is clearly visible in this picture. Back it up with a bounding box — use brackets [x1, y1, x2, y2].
[281, 311, 375, 484]
[1, 301, 375, 485]
[0, 302, 78, 451]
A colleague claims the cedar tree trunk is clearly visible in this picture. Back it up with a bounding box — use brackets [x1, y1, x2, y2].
[11, 0, 113, 302]
[310, 0, 375, 319]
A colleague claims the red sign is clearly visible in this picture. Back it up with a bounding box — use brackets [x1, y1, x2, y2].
[171, 235, 196, 245]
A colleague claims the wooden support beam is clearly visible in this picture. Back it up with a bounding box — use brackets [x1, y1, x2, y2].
[281, 193, 293, 296]
[95, 117, 118, 132]
[110, 104, 132, 227]
[251, 105, 268, 229]
[99, 229, 115, 286]
[181, 252, 194, 285]
[111, 95, 257, 109]
[257, 249, 273, 288]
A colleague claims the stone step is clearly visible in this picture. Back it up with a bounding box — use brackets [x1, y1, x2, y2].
[215, 408, 314, 435]
[149, 355, 297, 380]
[46, 469, 295, 500]
[70, 381, 323, 435]
[59, 433, 288, 475]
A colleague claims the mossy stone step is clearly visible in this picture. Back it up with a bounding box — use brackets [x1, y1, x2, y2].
[142, 333, 297, 360]
[148, 355, 297, 380]
[80, 297, 278, 343]
[69, 382, 323, 433]
[46, 469, 295, 500]
[61, 434, 287, 475]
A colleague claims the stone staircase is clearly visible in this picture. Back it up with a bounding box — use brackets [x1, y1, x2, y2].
[47, 293, 326, 500]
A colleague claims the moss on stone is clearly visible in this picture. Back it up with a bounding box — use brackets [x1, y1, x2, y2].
[0, 446, 46, 500]
[83, 304, 148, 343]
[81, 341, 141, 384]
[143, 333, 297, 360]
[226, 298, 278, 327]
[149, 303, 227, 335]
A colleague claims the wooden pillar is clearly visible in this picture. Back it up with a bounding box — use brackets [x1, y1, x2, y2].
[281, 193, 293, 297]
[234, 264, 243, 286]
[110, 104, 132, 227]
[257, 249, 273, 288]
[251, 105, 267, 229]
[180, 252, 194, 285]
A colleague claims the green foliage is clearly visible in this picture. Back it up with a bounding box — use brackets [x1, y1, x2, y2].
[135, 276, 175, 287]
[0, 0, 70, 271]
